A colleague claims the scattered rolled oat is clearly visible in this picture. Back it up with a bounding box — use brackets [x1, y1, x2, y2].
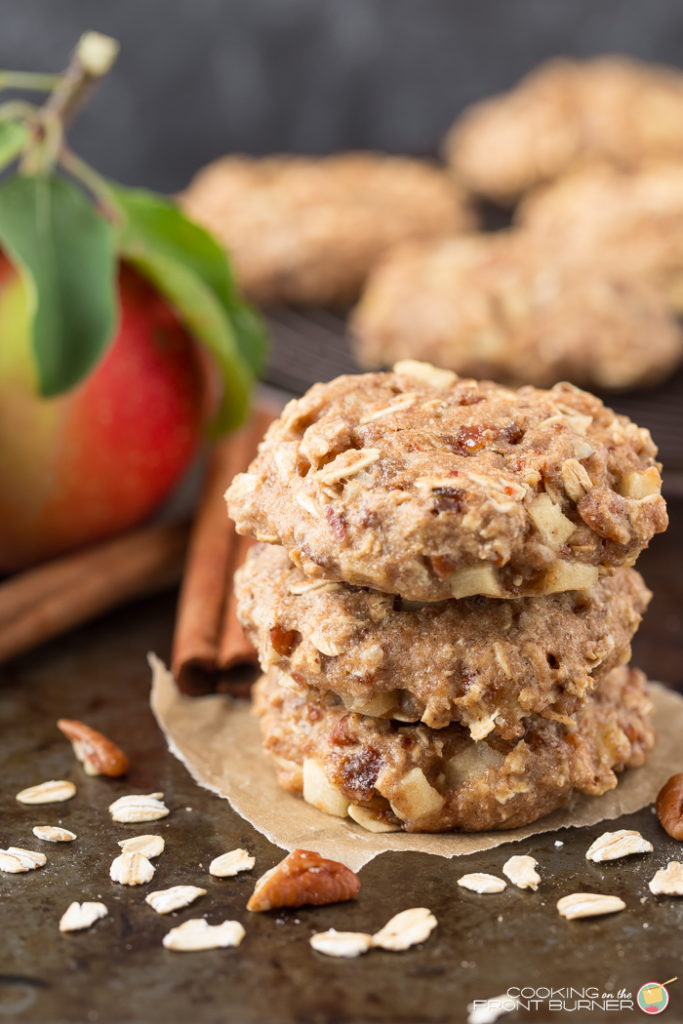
[7, 848, 47, 869]
[372, 907, 438, 951]
[649, 861, 683, 896]
[557, 892, 626, 920]
[0, 851, 28, 874]
[32, 825, 76, 843]
[118, 835, 165, 859]
[457, 873, 507, 894]
[502, 855, 541, 891]
[146, 886, 207, 915]
[247, 849, 360, 912]
[162, 918, 245, 951]
[209, 849, 255, 878]
[16, 780, 76, 805]
[57, 719, 129, 777]
[59, 901, 108, 933]
[310, 930, 373, 958]
[585, 829, 653, 863]
[108, 793, 169, 824]
[109, 851, 155, 886]
[0, 847, 47, 873]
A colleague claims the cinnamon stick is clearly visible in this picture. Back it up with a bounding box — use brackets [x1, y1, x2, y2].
[172, 406, 275, 695]
[0, 522, 188, 665]
[218, 532, 256, 671]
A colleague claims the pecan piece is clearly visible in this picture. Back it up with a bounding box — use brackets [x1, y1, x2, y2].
[656, 772, 683, 840]
[57, 718, 129, 777]
[247, 849, 360, 912]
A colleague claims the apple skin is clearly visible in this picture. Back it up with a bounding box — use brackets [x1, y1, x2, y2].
[0, 260, 207, 572]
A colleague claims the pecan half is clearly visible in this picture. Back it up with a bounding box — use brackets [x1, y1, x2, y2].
[57, 719, 129, 777]
[656, 772, 683, 840]
[247, 848, 360, 912]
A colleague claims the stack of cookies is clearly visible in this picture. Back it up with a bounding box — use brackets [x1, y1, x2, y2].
[227, 361, 666, 833]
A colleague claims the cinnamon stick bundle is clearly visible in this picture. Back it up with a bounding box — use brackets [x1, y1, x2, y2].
[0, 522, 188, 666]
[172, 406, 275, 695]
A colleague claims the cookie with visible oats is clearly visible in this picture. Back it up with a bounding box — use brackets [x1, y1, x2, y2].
[181, 153, 474, 306]
[236, 543, 649, 737]
[445, 56, 683, 203]
[226, 364, 667, 602]
[351, 233, 683, 390]
[253, 664, 654, 834]
[518, 162, 683, 313]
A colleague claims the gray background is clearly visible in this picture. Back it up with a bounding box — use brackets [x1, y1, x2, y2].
[2, 0, 683, 192]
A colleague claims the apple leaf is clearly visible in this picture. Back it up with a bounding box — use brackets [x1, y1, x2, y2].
[120, 248, 253, 434]
[109, 187, 238, 301]
[0, 120, 28, 173]
[0, 173, 117, 394]
[110, 184, 267, 374]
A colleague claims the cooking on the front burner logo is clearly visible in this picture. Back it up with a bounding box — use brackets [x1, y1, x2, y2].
[637, 977, 677, 1015]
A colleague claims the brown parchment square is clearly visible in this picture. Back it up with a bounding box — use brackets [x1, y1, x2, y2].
[149, 654, 682, 872]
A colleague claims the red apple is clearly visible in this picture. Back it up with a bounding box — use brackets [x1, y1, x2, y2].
[0, 258, 207, 572]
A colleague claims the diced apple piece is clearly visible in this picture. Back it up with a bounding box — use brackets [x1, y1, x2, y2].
[527, 493, 576, 547]
[386, 767, 444, 822]
[618, 468, 661, 499]
[449, 565, 502, 599]
[302, 759, 348, 818]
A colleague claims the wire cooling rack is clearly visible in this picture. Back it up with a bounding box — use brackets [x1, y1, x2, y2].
[264, 307, 683, 496]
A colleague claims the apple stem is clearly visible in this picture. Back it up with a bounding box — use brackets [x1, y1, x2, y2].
[19, 32, 119, 176]
[59, 145, 121, 222]
[42, 32, 119, 133]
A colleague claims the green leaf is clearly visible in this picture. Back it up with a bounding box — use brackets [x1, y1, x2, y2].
[0, 120, 28, 173]
[122, 249, 253, 434]
[110, 184, 267, 376]
[0, 174, 117, 394]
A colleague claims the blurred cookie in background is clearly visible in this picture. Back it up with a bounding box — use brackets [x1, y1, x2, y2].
[181, 153, 474, 306]
[351, 232, 683, 391]
[445, 56, 683, 204]
[518, 162, 683, 312]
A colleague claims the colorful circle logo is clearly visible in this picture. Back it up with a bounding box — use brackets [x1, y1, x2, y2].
[637, 982, 670, 1015]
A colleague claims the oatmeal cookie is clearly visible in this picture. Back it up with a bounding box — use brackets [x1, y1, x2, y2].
[445, 56, 683, 202]
[226, 365, 667, 601]
[253, 665, 654, 833]
[236, 543, 649, 737]
[181, 153, 474, 306]
[518, 162, 683, 312]
[351, 233, 683, 390]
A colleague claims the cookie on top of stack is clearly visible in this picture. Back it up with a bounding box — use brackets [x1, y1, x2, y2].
[226, 361, 666, 834]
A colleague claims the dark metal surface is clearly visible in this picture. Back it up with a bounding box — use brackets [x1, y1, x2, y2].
[264, 309, 683, 496]
[2, 316, 682, 1023]
[1, 491, 682, 1024]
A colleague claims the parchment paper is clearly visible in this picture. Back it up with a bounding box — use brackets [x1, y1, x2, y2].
[149, 653, 683, 872]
